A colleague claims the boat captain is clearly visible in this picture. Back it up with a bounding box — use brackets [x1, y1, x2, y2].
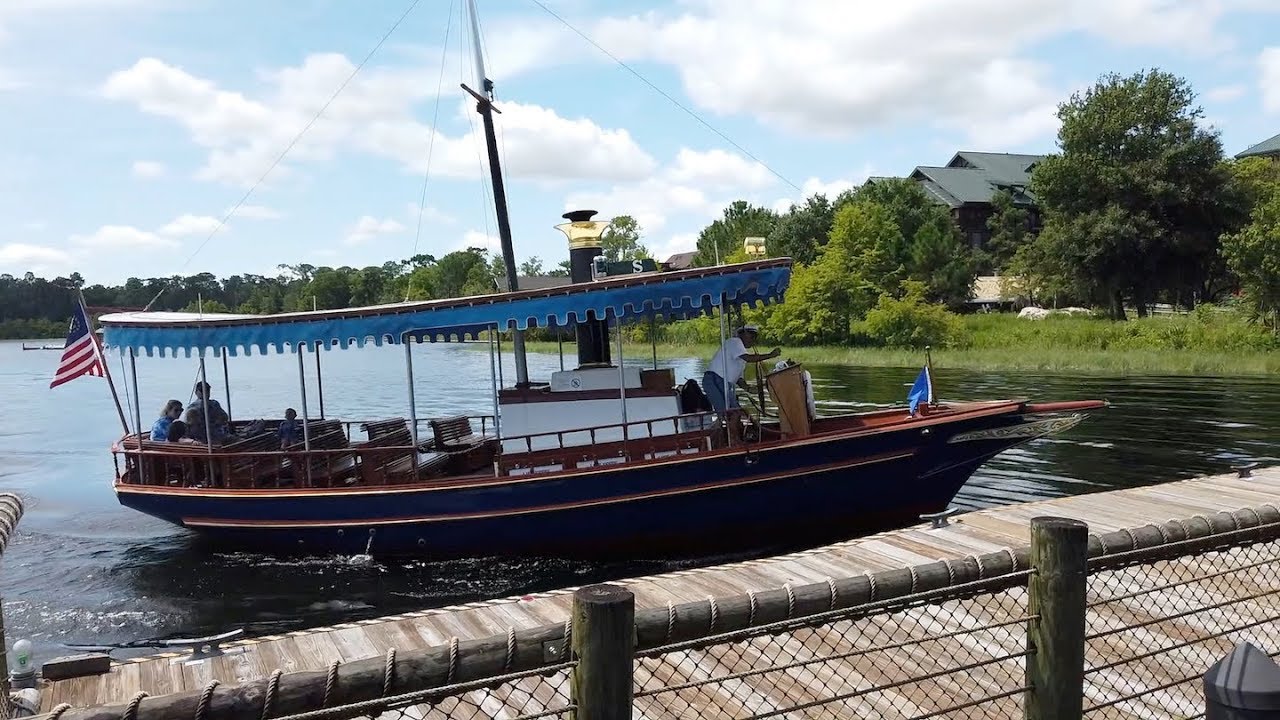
[703, 325, 780, 440]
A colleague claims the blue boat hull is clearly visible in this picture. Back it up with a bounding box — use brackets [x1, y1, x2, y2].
[114, 405, 1083, 559]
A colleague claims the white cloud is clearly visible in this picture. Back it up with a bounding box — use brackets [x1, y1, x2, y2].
[227, 204, 283, 220]
[1262, 47, 1280, 114]
[344, 215, 405, 245]
[666, 148, 772, 190]
[158, 214, 223, 238]
[131, 160, 166, 178]
[0, 242, 71, 273]
[649, 232, 697, 264]
[70, 225, 176, 250]
[1206, 84, 1247, 103]
[591, 0, 1274, 141]
[101, 53, 656, 187]
[459, 229, 500, 253]
[405, 203, 456, 225]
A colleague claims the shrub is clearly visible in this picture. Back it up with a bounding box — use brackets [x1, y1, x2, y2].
[860, 281, 966, 349]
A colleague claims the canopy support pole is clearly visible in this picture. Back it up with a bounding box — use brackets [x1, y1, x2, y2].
[199, 355, 215, 485]
[488, 326, 501, 464]
[221, 349, 232, 423]
[650, 316, 658, 370]
[558, 331, 564, 372]
[404, 337, 420, 478]
[296, 347, 312, 487]
[617, 315, 627, 449]
[718, 295, 731, 447]
[496, 328, 505, 389]
[315, 343, 326, 418]
[129, 349, 145, 485]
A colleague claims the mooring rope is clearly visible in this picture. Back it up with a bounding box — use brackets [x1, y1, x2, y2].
[261, 669, 282, 720]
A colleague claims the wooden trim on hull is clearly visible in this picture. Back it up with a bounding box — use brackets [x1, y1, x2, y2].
[174, 450, 917, 529]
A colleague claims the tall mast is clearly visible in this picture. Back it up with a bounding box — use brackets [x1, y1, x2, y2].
[462, 0, 529, 388]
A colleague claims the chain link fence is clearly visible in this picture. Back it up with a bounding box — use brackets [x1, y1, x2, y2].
[1082, 529, 1280, 718]
[633, 578, 1032, 719]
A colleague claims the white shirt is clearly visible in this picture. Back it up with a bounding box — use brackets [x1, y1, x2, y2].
[709, 336, 748, 385]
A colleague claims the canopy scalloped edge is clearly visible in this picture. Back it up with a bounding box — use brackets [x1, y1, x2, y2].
[100, 260, 791, 358]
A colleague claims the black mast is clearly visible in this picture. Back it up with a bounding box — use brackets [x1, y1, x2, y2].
[462, 0, 529, 387]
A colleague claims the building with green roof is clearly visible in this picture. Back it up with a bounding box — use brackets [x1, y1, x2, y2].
[866, 150, 1047, 253]
[1235, 132, 1280, 161]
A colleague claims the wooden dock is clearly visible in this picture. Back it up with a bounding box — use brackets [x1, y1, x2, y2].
[40, 466, 1280, 717]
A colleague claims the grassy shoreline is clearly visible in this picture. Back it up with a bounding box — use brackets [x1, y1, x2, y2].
[519, 341, 1279, 376]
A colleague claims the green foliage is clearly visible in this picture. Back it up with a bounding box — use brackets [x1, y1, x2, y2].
[767, 192, 854, 264]
[859, 281, 965, 349]
[0, 317, 65, 340]
[985, 190, 1030, 271]
[1221, 190, 1280, 328]
[1029, 69, 1238, 317]
[693, 201, 777, 266]
[601, 215, 649, 262]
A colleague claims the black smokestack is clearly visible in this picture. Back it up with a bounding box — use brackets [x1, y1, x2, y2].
[563, 210, 611, 367]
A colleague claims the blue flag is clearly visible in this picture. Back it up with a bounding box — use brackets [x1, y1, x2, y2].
[907, 366, 933, 416]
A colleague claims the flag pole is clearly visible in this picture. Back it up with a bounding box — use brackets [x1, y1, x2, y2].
[925, 344, 936, 407]
[80, 290, 131, 435]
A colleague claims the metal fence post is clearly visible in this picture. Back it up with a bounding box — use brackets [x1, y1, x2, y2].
[570, 584, 635, 720]
[1026, 516, 1088, 720]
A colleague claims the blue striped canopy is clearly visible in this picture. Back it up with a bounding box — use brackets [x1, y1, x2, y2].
[100, 259, 791, 357]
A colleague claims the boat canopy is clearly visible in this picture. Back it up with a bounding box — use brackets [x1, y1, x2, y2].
[99, 259, 792, 357]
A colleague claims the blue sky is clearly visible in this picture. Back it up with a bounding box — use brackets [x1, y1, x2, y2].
[1, 0, 1278, 285]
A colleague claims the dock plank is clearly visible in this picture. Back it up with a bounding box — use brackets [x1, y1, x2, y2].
[40, 467, 1280, 719]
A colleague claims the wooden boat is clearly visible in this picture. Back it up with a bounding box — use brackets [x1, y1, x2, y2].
[96, 0, 1105, 559]
[100, 257, 1104, 559]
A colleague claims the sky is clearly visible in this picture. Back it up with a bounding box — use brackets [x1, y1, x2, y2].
[1, 0, 1278, 286]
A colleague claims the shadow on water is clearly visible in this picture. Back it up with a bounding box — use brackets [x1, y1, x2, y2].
[0, 339, 1277, 658]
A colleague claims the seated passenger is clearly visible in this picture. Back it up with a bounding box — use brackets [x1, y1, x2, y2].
[151, 399, 183, 441]
[166, 420, 200, 444]
[278, 408, 300, 448]
[186, 381, 230, 444]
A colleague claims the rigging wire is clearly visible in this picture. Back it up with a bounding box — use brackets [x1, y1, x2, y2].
[405, 0, 458, 302]
[142, 0, 425, 312]
[525, 0, 800, 193]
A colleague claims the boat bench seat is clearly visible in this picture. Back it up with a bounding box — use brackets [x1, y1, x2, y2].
[360, 418, 409, 441]
[430, 416, 497, 474]
[222, 432, 285, 487]
[287, 429, 357, 486]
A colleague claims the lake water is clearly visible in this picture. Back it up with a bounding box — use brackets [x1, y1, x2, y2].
[0, 338, 1276, 660]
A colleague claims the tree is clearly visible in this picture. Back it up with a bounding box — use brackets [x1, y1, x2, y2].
[1030, 69, 1234, 318]
[601, 215, 649, 262]
[985, 190, 1030, 272]
[767, 193, 852, 265]
[693, 201, 777, 266]
[519, 257, 545, 276]
[908, 213, 980, 309]
[549, 260, 571, 277]
[1221, 161, 1280, 331]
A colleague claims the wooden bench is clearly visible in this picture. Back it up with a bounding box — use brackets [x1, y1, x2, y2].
[355, 428, 449, 484]
[429, 416, 497, 474]
[221, 433, 285, 487]
[361, 418, 408, 441]
[286, 429, 357, 487]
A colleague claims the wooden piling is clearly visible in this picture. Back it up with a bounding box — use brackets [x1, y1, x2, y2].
[570, 584, 635, 720]
[1025, 516, 1088, 720]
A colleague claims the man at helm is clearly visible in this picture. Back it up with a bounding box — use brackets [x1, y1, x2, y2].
[703, 325, 780, 439]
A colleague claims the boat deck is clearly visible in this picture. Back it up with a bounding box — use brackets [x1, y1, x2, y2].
[40, 466, 1280, 713]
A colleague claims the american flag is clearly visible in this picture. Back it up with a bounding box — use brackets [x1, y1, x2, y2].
[50, 299, 106, 389]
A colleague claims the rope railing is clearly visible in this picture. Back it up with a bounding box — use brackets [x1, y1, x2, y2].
[33, 500, 1280, 720]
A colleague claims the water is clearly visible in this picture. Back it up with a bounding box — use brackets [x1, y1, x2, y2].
[0, 338, 1276, 660]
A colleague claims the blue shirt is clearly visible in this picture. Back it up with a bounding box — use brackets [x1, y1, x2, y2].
[278, 418, 300, 446]
[150, 416, 173, 441]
